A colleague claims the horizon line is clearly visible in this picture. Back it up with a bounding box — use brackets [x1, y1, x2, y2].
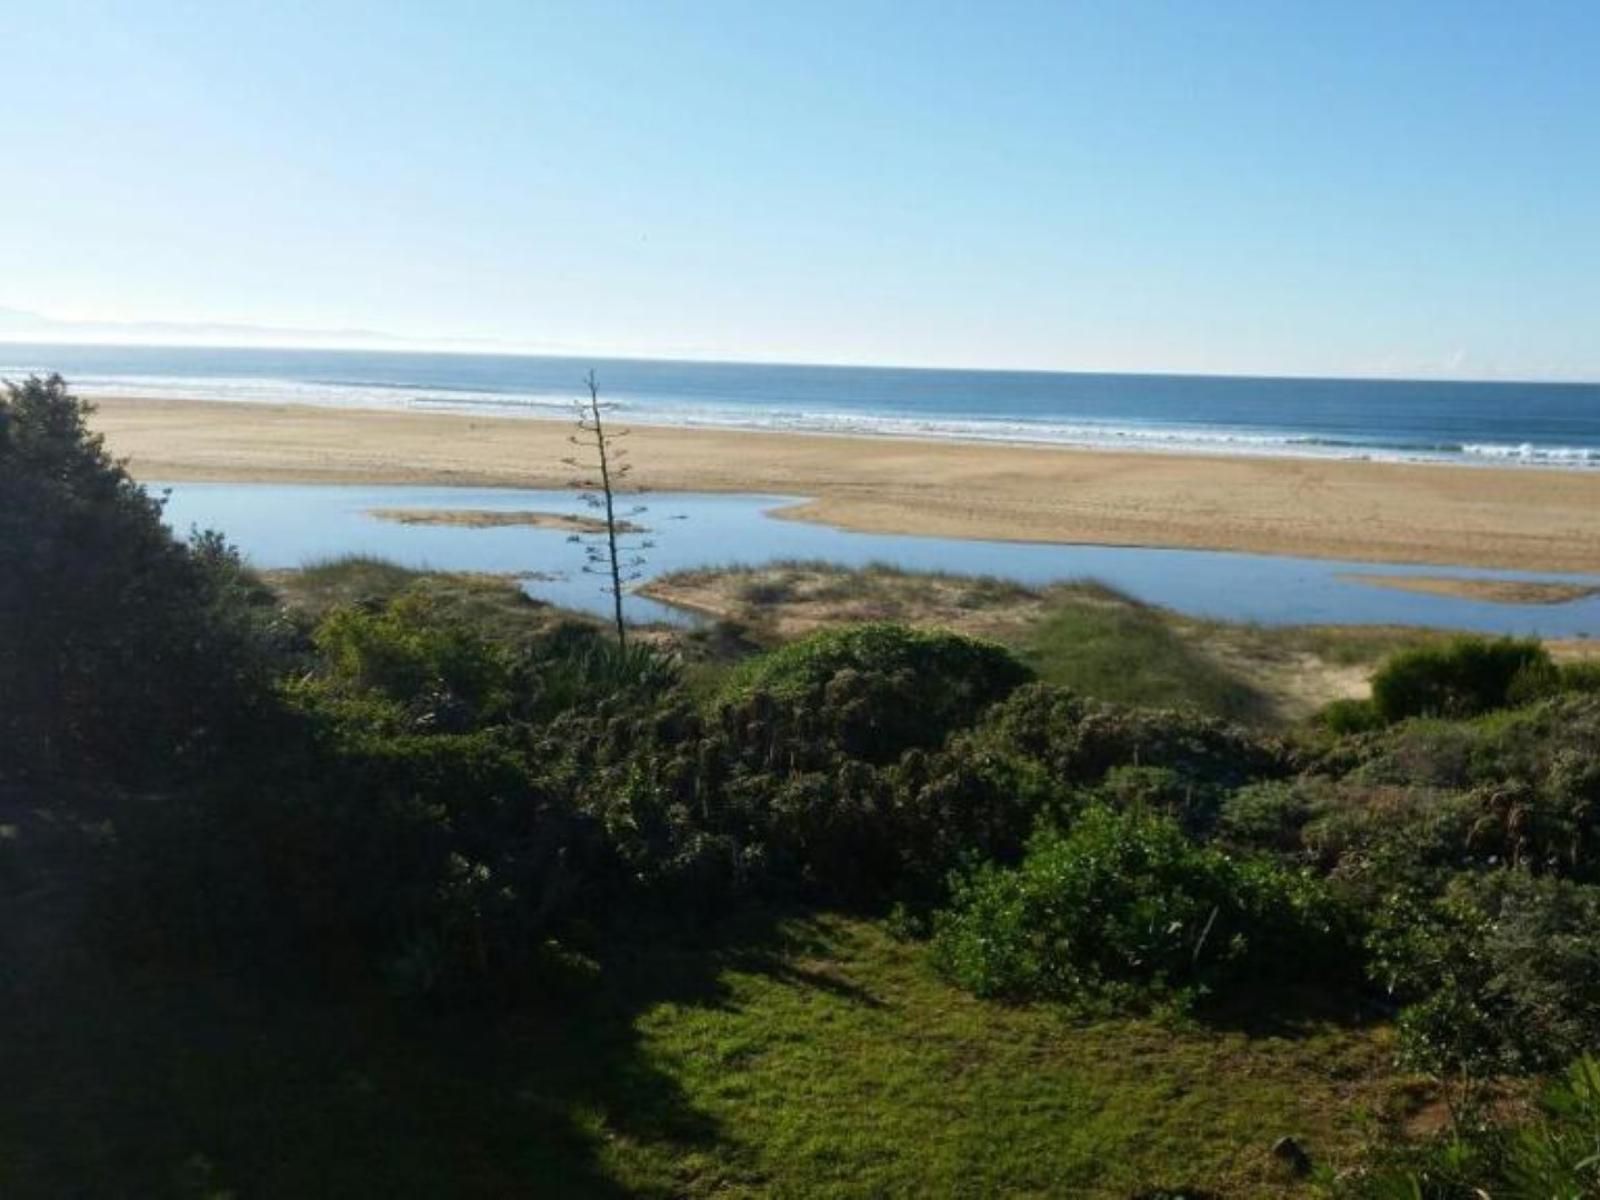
[2, 332, 1598, 390]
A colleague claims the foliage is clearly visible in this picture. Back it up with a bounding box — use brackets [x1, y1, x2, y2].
[1368, 871, 1600, 1079]
[517, 621, 682, 721]
[1369, 637, 1551, 724]
[1312, 695, 1600, 883]
[19, 374, 1600, 1189]
[1217, 779, 1332, 855]
[1553, 659, 1600, 696]
[969, 683, 1289, 827]
[0, 374, 288, 782]
[1317, 696, 1385, 736]
[931, 805, 1350, 1007]
[1333, 1055, 1600, 1199]
[310, 592, 516, 731]
[719, 622, 1033, 760]
[107, 722, 594, 998]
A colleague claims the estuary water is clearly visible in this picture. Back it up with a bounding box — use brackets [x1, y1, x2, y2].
[155, 482, 1600, 637]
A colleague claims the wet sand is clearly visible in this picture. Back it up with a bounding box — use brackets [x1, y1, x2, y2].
[90, 395, 1600, 573]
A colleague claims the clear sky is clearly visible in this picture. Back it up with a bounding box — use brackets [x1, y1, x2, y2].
[4, 1, 1597, 379]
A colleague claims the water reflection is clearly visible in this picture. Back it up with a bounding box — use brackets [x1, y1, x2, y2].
[154, 483, 1600, 637]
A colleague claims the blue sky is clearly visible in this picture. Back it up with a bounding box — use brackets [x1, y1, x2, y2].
[4, 1, 1597, 379]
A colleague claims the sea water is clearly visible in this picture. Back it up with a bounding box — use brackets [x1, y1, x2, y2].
[7, 342, 1600, 467]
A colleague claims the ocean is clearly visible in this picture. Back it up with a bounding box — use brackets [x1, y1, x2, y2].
[4, 342, 1599, 468]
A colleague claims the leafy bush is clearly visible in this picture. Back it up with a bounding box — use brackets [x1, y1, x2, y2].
[1217, 779, 1330, 855]
[1316, 696, 1384, 736]
[107, 722, 594, 998]
[1370, 637, 1551, 723]
[519, 621, 681, 720]
[719, 623, 1031, 760]
[1368, 871, 1600, 1077]
[1312, 695, 1600, 883]
[968, 684, 1289, 827]
[312, 592, 515, 730]
[931, 805, 1349, 1007]
[1556, 659, 1600, 695]
[0, 375, 289, 781]
[1334, 1055, 1600, 1198]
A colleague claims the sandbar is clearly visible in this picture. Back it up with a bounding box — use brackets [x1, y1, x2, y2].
[89, 395, 1600, 574]
[367, 507, 645, 534]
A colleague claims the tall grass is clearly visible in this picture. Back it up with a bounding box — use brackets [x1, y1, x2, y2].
[1020, 596, 1271, 723]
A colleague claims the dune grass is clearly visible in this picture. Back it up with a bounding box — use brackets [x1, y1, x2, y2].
[1017, 594, 1276, 723]
[642, 562, 1473, 727]
[265, 554, 582, 647]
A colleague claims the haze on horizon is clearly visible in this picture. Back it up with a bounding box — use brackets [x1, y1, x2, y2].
[5, 1, 1598, 383]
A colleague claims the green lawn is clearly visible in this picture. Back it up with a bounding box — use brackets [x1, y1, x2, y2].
[2, 879, 1402, 1197]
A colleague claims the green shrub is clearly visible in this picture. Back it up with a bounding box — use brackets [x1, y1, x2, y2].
[1368, 871, 1600, 1077]
[312, 592, 515, 730]
[1370, 637, 1552, 723]
[1557, 659, 1600, 695]
[930, 805, 1349, 1008]
[1315, 696, 1384, 736]
[1313, 695, 1600, 883]
[519, 622, 681, 720]
[968, 684, 1289, 827]
[1217, 780, 1329, 855]
[0, 375, 290, 782]
[719, 623, 1032, 761]
[1333, 1055, 1600, 1198]
[107, 722, 592, 998]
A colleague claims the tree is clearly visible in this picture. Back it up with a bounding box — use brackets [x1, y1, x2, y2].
[563, 371, 652, 648]
[0, 374, 283, 781]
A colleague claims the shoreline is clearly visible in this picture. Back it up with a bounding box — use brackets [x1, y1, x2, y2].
[89, 395, 1600, 574]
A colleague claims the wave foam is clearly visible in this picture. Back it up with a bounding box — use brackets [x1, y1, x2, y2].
[53, 371, 1600, 470]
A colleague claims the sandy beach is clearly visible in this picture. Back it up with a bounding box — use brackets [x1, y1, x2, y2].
[89, 395, 1600, 574]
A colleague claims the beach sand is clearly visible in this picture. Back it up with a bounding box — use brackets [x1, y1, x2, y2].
[90, 395, 1600, 573]
[1337, 575, 1600, 605]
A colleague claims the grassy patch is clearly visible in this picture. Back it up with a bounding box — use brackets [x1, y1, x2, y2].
[266, 554, 585, 649]
[0, 886, 1401, 1196]
[646, 560, 1043, 642]
[640, 563, 1427, 726]
[1018, 595, 1274, 724]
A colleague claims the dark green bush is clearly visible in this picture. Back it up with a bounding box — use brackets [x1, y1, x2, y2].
[518, 621, 682, 721]
[1217, 779, 1330, 855]
[1315, 696, 1384, 736]
[968, 684, 1289, 830]
[1370, 637, 1552, 723]
[931, 805, 1349, 1007]
[1312, 696, 1600, 883]
[0, 375, 289, 782]
[1556, 659, 1600, 695]
[1368, 870, 1600, 1077]
[1334, 1055, 1600, 1199]
[312, 591, 515, 731]
[719, 623, 1031, 761]
[108, 722, 594, 998]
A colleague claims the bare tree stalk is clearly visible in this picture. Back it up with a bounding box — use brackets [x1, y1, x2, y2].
[563, 370, 652, 649]
[586, 371, 628, 648]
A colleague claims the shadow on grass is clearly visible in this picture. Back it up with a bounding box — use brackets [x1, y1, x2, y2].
[1193, 978, 1386, 1040]
[0, 791, 826, 1199]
